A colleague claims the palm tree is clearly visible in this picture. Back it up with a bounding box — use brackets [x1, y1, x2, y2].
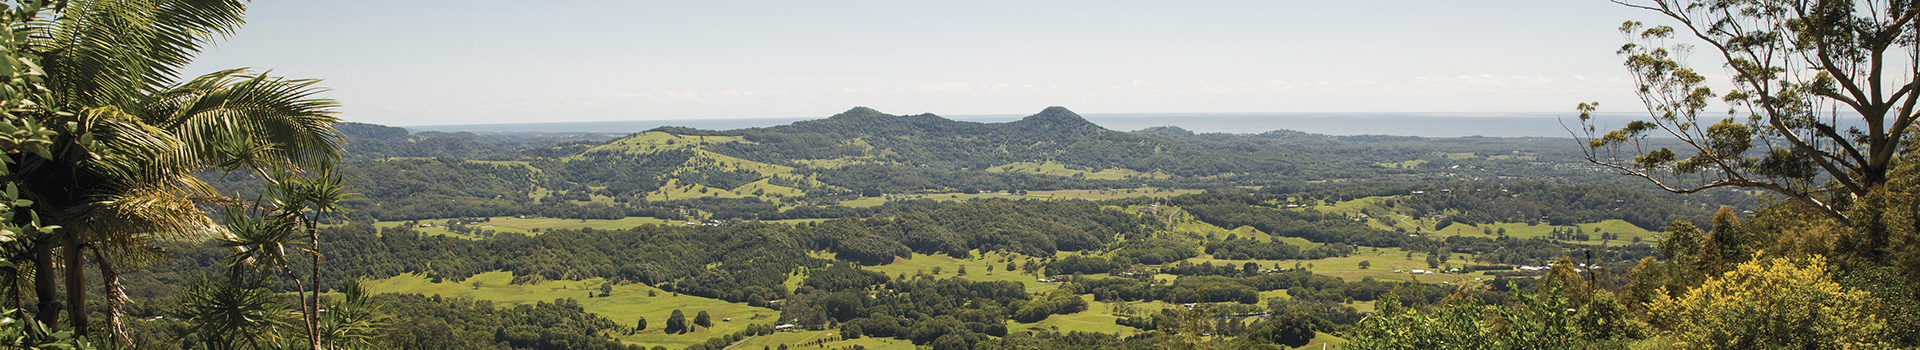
[0, 0, 343, 342]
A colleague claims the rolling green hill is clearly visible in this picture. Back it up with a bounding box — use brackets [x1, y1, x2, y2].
[319, 106, 1744, 225]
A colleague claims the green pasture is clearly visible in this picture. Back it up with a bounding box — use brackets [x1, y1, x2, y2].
[1163, 211, 1316, 246]
[731, 329, 917, 350]
[559, 131, 824, 203]
[371, 271, 781, 349]
[1007, 295, 1137, 336]
[861, 252, 1060, 291]
[1303, 196, 1662, 244]
[581, 131, 749, 155]
[1188, 245, 1479, 284]
[1294, 333, 1349, 350]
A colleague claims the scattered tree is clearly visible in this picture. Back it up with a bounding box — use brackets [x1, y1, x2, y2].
[667, 309, 688, 334]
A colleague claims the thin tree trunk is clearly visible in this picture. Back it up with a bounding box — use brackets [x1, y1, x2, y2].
[88, 248, 129, 348]
[31, 239, 59, 328]
[279, 264, 314, 350]
[306, 225, 321, 350]
[61, 233, 86, 336]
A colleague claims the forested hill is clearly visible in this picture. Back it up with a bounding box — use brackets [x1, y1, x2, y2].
[290, 106, 1753, 223]
[664, 106, 1300, 177]
[335, 122, 617, 162]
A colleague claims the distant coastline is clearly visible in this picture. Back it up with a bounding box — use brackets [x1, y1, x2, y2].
[398, 111, 1773, 138]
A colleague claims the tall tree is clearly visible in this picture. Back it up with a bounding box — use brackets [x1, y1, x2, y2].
[1580, 0, 1919, 225]
[0, 0, 344, 342]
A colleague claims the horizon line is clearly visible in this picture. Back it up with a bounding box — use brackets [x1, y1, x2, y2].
[389, 110, 1629, 129]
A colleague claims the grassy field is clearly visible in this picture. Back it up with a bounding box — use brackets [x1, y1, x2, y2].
[731, 329, 917, 350]
[1158, 208, 1316, 246]
[551, 131, 826, 203]
[580, 131, 749, 154]
[1166, 210, 1506, 285]
[861, 251, 1061, 291]
[1294, 333, 1348, 350]
[643, 176, 807, 202]
[1007, 295, 1138, 335]
[1190, 246, 1484, 284]
[371, 271, 781, 349]
[1302, 195, 1663, 244]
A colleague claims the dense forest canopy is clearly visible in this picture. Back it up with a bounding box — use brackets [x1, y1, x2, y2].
[66, 106, 1920, 350]
[109, 104, 1884, 350]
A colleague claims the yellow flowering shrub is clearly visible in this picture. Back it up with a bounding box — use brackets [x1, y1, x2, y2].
[1648, 255, 1891, 349]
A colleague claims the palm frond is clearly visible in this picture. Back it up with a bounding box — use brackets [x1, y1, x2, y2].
[67, 178, 219, 267]
[29, 0, 248, 108]
[147, 69, 342, 172]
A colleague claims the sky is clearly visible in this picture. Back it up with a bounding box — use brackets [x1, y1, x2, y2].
[181, 1, 1677, 126]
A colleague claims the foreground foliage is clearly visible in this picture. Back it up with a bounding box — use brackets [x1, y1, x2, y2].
[1649, 255, 1891, 349]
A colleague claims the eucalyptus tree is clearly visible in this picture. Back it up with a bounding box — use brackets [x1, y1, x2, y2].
[0, 0, 343, 343]
[1578, 0, 1917, 225]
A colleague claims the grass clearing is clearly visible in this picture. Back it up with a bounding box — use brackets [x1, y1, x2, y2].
[861, 252, 1060, 291]
[731, 330, 917, 350]
[567, 131, 826, 203]
[1303, 196, 1664, 244]
[582, 131, 749, 155]
[371, 271, 780, 349]
[1007, 295, 1138, 335]
[1190, 245, 1482, 284]
[1293, 332, 1348, 350]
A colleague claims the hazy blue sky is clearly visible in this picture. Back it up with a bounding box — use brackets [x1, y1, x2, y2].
[182, 1, 1682, 126]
